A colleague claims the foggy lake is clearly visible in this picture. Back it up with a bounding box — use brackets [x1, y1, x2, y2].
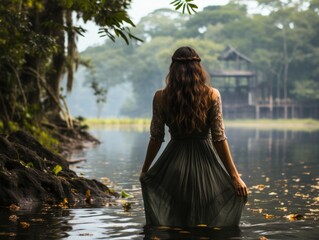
[0, 127, 318, 239]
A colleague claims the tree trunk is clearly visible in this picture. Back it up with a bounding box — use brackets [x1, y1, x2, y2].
[44, 3, 65, 118]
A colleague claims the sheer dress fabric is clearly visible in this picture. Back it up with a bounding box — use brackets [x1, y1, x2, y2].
[141, 89, 246, 227]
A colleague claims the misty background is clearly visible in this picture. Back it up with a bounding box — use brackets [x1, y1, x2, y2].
[64, 1, 319, 119]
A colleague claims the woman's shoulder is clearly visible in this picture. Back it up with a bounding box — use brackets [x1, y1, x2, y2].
[154, 89, 165, 100]
[208, 87, 221, 101]
[153, 89, 166, 108]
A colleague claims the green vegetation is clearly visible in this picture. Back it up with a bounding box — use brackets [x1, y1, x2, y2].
[0, 0, 138, 137]
[84, 118, 319, 131]
[224, 118, 319, 131]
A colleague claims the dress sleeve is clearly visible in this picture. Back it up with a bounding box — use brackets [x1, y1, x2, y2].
[210, 91, 227, 142]
[150, 92, 165, 142]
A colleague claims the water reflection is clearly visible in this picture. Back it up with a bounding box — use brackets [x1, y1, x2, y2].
[0, 128, 318, 239]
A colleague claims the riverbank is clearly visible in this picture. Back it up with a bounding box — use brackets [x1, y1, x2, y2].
[84, 118, 319, 131]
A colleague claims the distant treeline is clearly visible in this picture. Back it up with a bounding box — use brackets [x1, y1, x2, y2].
[82, 1, 319, 117]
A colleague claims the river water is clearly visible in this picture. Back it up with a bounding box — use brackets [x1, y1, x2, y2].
[0, 127, 318, 239]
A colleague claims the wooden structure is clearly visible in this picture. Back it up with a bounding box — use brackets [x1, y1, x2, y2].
[211, 46, 256, 118]
[210, 46, 304, 119]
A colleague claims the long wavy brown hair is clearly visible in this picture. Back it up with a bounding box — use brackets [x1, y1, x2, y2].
[164, 46, 211, 133]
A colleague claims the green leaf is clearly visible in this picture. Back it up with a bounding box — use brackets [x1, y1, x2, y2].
[121, 190, 133, 198]
[26, 162, 34, 168]
[53, 165, 62, 176]
[175, 3, 183, 11]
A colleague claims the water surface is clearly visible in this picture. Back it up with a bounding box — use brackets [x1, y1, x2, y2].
[0, 127, 318, 239]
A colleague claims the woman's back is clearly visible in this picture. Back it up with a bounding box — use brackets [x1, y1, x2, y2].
[151, 87, 227, 142]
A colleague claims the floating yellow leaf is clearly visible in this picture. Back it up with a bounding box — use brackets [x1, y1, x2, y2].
[263, 214, 274, 219]
[9, 215, 19, 222]
[284, 213, 303, 221]
[20, 221, 30, 229]
[213, 227, 221, 230]
[250, 208, 263, 213]
[9, 204, 20, 211]
[197, 224, 207, 227]
[277, 207, 288, 212]
[258, 184, 265, 190]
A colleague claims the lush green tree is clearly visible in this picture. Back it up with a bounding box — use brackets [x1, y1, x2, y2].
[0, 0, 136, 132]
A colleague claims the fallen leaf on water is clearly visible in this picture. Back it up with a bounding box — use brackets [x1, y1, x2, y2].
[9, 204, 20, 211]
[9, 215, 19, 222]
[259, 237, 268, 240]
[263, 214, 274, 219]
[122, 202, 132, 211]
[213, 227, 222, 230]
[20, 222, 30, 229]
[250, 208, 263, 213]
[121, 190, 134, 198]
[284, 213, 303, 221]
[277, 207, 288, 212]
[197, 224, 207, 227]
[258, 184, 265, 190]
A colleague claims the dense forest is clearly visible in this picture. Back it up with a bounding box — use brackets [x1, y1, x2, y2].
[82, 0, 319, 118]
[0, 0, 201, 143]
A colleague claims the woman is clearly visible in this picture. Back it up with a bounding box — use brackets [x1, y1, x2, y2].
[140, 46, 248, 227]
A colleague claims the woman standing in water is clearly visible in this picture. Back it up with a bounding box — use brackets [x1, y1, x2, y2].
[140, 46, 248, 227]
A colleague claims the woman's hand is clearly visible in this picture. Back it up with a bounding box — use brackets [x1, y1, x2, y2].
[232, 176, 248, 198]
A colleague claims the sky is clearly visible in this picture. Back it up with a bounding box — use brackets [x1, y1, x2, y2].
[77, 0, 229, 51]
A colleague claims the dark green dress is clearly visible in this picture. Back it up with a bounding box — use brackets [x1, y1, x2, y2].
[140, 89, 246, 227]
